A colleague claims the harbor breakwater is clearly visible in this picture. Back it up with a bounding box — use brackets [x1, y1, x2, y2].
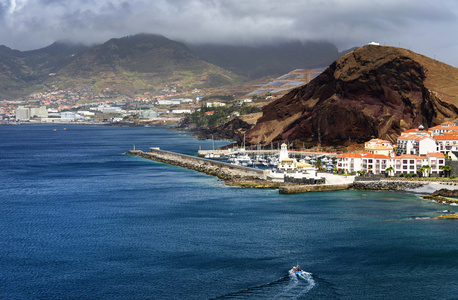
[126, 148, 352, 192]
[126, 149, 266, 182]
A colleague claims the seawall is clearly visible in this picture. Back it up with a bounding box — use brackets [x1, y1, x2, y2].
[126, 149, 265, 182]
[279, 183, 353, 194]
[353, 180, 425, 190]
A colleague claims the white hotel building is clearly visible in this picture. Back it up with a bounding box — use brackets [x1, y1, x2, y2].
[337, 152, 445, 176]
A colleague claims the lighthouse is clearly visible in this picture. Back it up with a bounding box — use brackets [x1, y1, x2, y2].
[279, 143, 289, 162]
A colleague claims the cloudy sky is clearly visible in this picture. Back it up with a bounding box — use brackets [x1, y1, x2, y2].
[0, 0, 457, 66]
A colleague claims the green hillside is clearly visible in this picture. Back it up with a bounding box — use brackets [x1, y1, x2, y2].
[52, 34, 240, 95]
[0, 33, 351, 99]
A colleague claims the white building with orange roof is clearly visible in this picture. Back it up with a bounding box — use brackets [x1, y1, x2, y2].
[364, 138, 394, 156]
[400, 128, 430, 136]
[337, 153, 363, 173]
[425, 153, 446, 175]
[361, 153, 393, 174]
[440, 121, 456, 127]
[435, 133, 458, 153]
[393, 154, 427, 175]
[430, 122, 458, 136]
[396, 134, 437, 155]
[337, 152, 445, 175]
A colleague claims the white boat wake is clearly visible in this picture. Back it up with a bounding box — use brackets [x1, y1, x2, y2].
[212, 269, 315, 299]
[273, 270, 315, 299]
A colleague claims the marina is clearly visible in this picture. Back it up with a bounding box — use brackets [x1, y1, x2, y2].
[198, 148, 339, 160]
[127, 143, 355, 193]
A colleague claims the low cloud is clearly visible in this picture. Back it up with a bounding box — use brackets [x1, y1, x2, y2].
[0, 0, 457, 66]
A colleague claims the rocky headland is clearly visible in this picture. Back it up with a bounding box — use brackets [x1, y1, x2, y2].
[244, 45, 458, 147]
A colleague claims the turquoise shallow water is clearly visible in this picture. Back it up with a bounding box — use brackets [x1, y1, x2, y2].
[1, 125, 457, 299]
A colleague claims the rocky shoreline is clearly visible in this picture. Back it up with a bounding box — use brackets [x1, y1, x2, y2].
[352, 180, 426, 191]
[422, 188, 458, 206]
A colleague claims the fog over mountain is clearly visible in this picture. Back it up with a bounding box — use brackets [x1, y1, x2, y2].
[0, 0, 457, 67]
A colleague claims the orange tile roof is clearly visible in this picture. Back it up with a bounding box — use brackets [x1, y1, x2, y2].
[427, 152, 445, 158]
[397, 134, 430, 141]
[339, 153, 362, 158]
[431, 125, 458, 131]
[366, 138, 391, 143]
[434, 134, 458, 140]
[401, 129, 430, 134]
[363, 153, 391, 159]
[403, 129, 419, 133]
[395, 154, 424, 159]
[441, 121, 456, 125]
[365, 145, 393, 150]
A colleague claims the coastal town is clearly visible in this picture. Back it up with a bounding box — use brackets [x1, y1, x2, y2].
[0, 85, 206, 124]
[0, 68, 318, 125]
[4, 84, 458, 184]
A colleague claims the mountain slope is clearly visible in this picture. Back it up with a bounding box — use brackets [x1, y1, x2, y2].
[53, 34, 240, 94]
[245, 45, 458, 146]
[0, 42, 88, 98]
[0, 34, 352, 99]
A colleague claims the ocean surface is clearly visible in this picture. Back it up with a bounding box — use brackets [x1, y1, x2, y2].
[1, 125, 457, 299]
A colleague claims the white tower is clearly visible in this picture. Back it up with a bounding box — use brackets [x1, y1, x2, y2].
[279, 143, 289, 162]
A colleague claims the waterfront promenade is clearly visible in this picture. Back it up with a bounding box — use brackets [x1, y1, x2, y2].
[197, 148, 339, 159]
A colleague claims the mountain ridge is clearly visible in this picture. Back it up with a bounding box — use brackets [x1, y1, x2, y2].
[0, 33, 348, 99]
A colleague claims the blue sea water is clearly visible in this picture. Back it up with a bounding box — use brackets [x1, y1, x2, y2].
[1, 125, 458, 299]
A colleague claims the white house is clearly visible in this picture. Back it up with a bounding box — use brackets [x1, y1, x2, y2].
[206, 102, 226, 108]
[430, 123, 458, 136]
[397, 135, 437, 155]
[364, 138, 394, 156]
[435, 134, 458, 153]
[337, 153, 363, 173]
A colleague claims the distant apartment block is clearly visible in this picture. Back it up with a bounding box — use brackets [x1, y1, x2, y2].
[30, 106, 48, 118]
[16, 106, 30, 120]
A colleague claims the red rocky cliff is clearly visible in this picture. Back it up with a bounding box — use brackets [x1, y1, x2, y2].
[245, 45, 458, 146]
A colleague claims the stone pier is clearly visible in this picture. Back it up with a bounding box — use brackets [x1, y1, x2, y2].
[126, 149, 266, 182]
